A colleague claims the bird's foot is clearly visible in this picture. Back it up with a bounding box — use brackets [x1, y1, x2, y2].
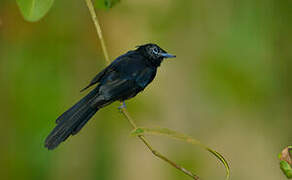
[118, 101, 127, 111]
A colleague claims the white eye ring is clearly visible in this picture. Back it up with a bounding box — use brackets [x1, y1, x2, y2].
[152, 47, 159, 54]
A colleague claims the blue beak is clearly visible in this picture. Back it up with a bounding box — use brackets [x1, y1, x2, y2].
[160, 53, 176, 58]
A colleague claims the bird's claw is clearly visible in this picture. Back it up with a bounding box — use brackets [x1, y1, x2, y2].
[118, 101, 126, 111]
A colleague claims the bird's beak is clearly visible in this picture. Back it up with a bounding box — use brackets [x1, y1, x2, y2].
[160, 53, 176, 58]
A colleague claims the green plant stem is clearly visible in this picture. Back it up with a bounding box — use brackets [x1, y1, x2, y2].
[120, 109, 200, 180]
[83, 0, 200, 179]
[84, 0, 110, 64]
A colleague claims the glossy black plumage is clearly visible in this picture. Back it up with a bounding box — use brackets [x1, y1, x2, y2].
[44, 43, 175, 150]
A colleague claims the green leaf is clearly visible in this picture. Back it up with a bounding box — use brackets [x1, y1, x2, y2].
[280, 161, 292, 179]
[279, 146, 292, 179]
[16, 0, 54, 22]
[95, 0, 120, 10]
[132, 127, 230, 180]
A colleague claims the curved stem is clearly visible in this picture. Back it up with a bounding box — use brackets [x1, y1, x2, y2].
[83, 1, 200, 179]
[120, 109, 200, 180]
[84, 0, 110, 64]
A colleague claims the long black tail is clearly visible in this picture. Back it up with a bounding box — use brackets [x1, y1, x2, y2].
[45, 87, 106, 150]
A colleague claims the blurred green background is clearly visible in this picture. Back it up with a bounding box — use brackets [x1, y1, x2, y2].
[0, 0, 291, 179]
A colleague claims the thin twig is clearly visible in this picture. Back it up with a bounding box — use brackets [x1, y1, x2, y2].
[121, 110, 200, 180]
[84, 0, 110, 64]
[83, 1, 200, 179]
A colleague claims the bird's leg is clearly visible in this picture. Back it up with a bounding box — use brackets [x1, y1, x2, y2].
[118, 101, 127, 111]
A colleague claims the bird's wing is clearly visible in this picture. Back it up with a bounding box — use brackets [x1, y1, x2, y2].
[135, 67, 156, 89]
[97, 78, 133, 101]
[98, 67, 156, 100]
[80, 51, 135, 92]
[93, 65, 154, 103]
[80, 67, 112, 92]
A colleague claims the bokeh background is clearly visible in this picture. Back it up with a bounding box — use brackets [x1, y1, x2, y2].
[0, 0, 291, 180]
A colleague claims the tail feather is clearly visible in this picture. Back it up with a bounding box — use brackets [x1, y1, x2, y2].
[45, 87, 101, 150]
[55, 88, 99, 124]
[71, 109, 97, 135]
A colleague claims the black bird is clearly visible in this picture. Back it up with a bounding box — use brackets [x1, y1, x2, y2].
[44, 43, 176, 150]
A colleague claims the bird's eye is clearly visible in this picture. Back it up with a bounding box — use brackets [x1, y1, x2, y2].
[152, 47, 159, 54]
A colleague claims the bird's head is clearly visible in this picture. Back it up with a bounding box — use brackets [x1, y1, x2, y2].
[136, 43, 176, 67]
